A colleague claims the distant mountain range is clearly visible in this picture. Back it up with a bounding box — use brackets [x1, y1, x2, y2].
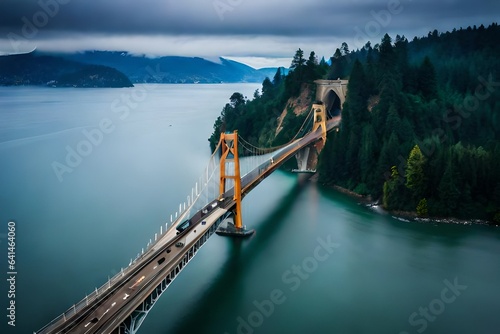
[62, 51, 283, 84]
[0, 51, 133, 88]
[0, 50, 285, 87]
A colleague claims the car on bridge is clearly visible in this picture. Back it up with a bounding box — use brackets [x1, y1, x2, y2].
[129, 276, 145, 290]
[176, 219, 192, 234]
[202, 201, 218, 214]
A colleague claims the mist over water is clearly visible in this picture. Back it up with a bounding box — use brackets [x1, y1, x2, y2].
[0, 84, 499, 334]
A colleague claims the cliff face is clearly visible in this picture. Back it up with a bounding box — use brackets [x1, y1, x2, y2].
[275, 83, 314, 137]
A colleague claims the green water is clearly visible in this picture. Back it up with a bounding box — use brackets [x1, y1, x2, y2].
[0, 85, 499, 334]
[148, 177, 500, 334]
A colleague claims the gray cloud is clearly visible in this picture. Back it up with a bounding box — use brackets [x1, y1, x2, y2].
[0, 0, 498, 67]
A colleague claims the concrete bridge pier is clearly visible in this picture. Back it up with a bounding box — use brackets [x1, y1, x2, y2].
[293, 102, 327, 174]
[215, 212, 254, 237]
[293, 146, 318, 174]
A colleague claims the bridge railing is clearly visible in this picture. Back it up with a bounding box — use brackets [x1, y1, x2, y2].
[36, 137, 288, 334]
[36, 264, 134, 334]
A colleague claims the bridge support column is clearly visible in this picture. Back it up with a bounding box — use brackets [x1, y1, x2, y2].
[312, 102, 327, 142]
[293, 146, 317, 174]
[295, 147, 310, 171]
[216, 131, 254, 237]
[292, 103, 327, 176]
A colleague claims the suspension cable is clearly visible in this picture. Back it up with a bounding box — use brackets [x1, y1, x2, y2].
[237, 105, 315, 153]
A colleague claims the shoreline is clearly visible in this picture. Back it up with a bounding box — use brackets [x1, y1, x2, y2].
[320, 182, 497, 227]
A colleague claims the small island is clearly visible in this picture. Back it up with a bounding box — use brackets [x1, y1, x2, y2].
[54, 65, 133, 88]
[0, 51, 133, 88]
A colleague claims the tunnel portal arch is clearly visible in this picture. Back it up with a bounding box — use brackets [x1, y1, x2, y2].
[314, 79, 348, 113]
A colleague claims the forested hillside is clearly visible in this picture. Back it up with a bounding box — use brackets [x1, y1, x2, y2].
[210, 23, 500, 223]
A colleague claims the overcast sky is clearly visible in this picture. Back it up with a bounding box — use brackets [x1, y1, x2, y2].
[0, 0, 498, 68]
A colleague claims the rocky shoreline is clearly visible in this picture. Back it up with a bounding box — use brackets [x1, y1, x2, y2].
[322, 182, 497, 227]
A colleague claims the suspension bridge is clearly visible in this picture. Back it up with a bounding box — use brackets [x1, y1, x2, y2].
[34, 81, 346, 334]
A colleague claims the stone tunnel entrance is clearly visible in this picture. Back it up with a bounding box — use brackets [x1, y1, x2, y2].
[314, 79, 348, 112]
[323, 89, 342, 117]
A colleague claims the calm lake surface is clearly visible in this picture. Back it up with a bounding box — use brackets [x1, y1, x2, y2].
[0, 84, 499, 334]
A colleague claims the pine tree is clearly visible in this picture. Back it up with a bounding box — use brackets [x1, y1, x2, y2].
[378, 33, 395, 73]
[261, 77, 273, 97]
[333, 48, 342, 60]
[290, 48, 306, 70]
[417, 56, 438, 99]
[416, 198, 428, 216]
[406, 145, 426, 199]
[305, 51, 319, 81]
[383, 166, 401, 209]
[341, 42, 350, 56]
[272, 67, 283, 86]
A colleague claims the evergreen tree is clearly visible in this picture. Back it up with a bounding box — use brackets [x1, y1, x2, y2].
[333, 48, 342, 60]
[286, 48, 308, 96]
[272, 67, 283, 86]
[307, 51, 318, 67]
[416, 198, 428, 216]
[417, 56, 438, 99]
[305, 51, 319, 81]
[262, 77, 273, 97]
[290, 48, 306, 70]
[406, 145, 427, 199]
[319, 56, 328, 67]
[229, 92, 245, 109]
[328, 48, 347, 79]
[341, 42, 350, 56]
[438, 161, 461, 216]
[378, 33, 394, 74]
[383, 166, 401, 209]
